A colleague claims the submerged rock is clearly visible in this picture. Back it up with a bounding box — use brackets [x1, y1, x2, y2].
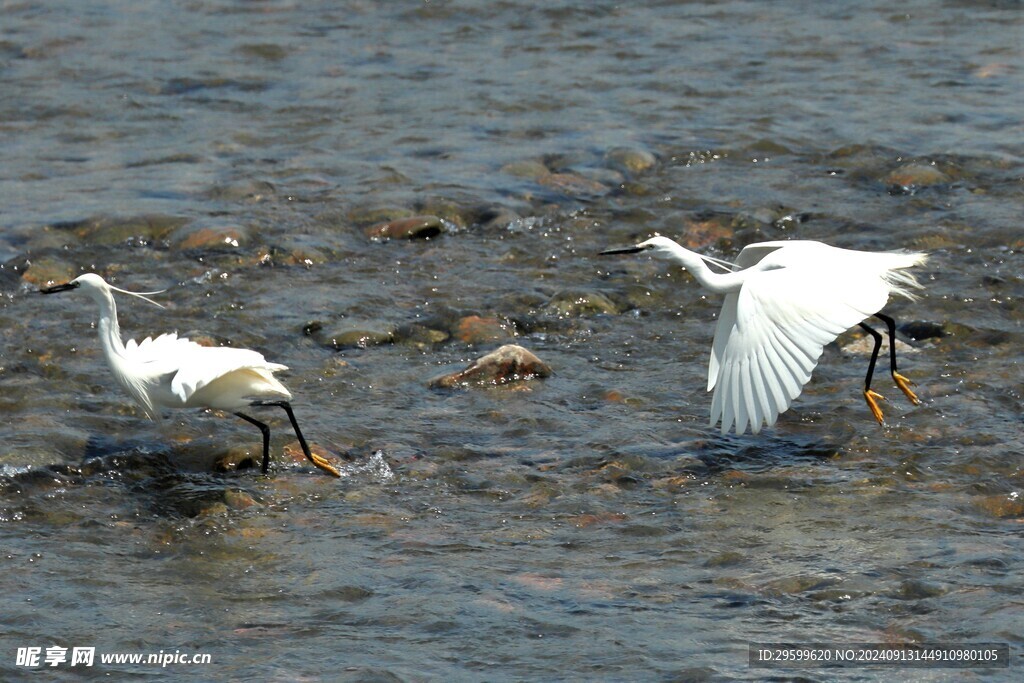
[205, 179, 276, 203]
[429, 344, 553, 389]
[20, 256, 78, 287]
[545, 290, 621, 317]
[605, 147, 657, 174]
[169, 222, 250, 251]
[394, 323, 450, 348]
[65, 214, 188, 245]
[974, 492, 1024, 519]
[899, 320, 948, 341]
[537, 172, 610, 198]
[885, 163, 950, 194]
[501, 160, 551, 180]
[453, 315, 515, 344]
[366, 215, 443, 240]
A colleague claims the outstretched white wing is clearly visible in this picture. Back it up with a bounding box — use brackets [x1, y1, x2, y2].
[708, 262, 891, 434]
[122, 333, 289, 415]
[169, 345, 288, 404]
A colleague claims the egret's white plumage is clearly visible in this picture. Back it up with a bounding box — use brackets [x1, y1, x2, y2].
[41, 273, 340, 477]
[602, 236, 928, 434]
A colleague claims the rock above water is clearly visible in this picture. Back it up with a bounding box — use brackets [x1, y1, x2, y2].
[304, 321, 395, 350]
[429, 344, 553, 389]
[324, 328, 395, 350]
[366, 215, 443, 240]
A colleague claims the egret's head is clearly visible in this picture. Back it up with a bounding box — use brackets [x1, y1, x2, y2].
[600, 235, 683, 261]
[41, 273, 166, 308]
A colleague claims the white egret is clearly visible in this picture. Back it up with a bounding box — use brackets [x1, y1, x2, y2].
[41, 273, 341, 477]
[601, 236, 928, 434]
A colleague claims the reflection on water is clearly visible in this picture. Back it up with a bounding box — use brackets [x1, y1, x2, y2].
[1, 0, 1022, 679]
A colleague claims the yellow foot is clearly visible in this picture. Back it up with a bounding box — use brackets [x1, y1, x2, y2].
[893, 371, 921, 405]
[863, 388, 886, 425]
[309, 452, 342, 478]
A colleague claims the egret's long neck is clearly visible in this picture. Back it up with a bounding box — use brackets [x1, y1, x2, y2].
[94, 289, 127, 360]
[661, 246, 747, 294]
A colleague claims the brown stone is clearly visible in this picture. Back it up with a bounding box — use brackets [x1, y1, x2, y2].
[365, 215, 443, 240]
[454, 315, 514, 344]
[429, 344, 553, 389]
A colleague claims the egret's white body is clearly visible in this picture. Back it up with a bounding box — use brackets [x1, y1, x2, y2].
[602, 236, 928, 434]
[42, 273, 340, 476]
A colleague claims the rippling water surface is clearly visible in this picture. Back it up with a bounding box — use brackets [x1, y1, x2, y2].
[1, 1, 1022, 680]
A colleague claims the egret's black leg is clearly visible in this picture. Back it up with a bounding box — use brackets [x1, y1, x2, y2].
[858, 321, 887, 425]
[234, 412, 272, 473]
[250, 400, 341, 477]
[875, 313, 921, 405]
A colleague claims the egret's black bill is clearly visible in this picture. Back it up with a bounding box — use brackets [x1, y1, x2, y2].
[40, 282, 79, 295]
[599, 245, 648, 256]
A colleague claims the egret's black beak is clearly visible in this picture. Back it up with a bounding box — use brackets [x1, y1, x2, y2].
[599, 245, 648, 256]
[40, 282, 80, 295]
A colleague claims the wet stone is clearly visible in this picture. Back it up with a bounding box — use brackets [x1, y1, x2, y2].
[394, 323, 450, 347]
[169, 222, 250, 251]
[205, 179, 276, 203]
[223, 489, 258, 510]
[21, 256, 78, 287]
[429, 344, 553, 389]
[974, 492, 1024, 519]
[537, 172, 610, 198]
[68, 214, 189, 245]
[899, 320, 948, 341]
[346, 206, 414, 227]
[545, 290, 621, 317]
[365, 215, 443, 241]
[474, 206, 522, 231]
[703, 551, 746, 568]
[416, 198, 469, 229]
[500, 160, 551, 180]
[235, 43, 290, 61]
[254, 241, 330, 267]
[891, 579, 947, 600]
[213, 446, 259, 473]
[763, 575, 841, 596]
[319, 328, 395, 351]
[453, 315, 515, 344]
[605, 147, 657, 174]
[885, 163, 951, 194]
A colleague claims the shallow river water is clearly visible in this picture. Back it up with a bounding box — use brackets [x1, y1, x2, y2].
[1, 1, 1022, 681]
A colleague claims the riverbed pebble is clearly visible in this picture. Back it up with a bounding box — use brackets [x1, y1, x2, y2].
[429, 344, 553, 389]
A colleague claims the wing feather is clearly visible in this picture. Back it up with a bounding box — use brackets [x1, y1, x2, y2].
[708, 261, 891, 434]
[170, 346, 287, 403]
[121, 333, 289, 409]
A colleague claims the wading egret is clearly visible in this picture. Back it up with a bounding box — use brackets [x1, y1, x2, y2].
[41, 274, 341, 477]
[601, 236, 928, 434]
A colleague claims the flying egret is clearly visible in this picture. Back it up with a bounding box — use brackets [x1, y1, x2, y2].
[40, 273, 341, 477]
[601, 236, 928, 434]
